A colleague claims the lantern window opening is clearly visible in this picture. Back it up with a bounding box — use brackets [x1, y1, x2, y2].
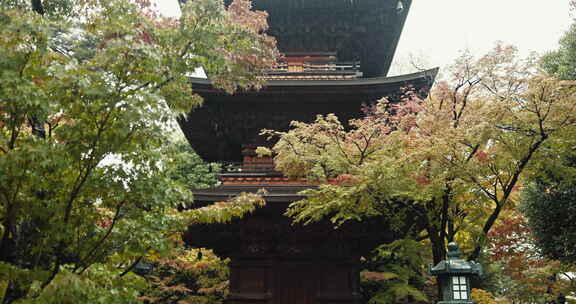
[452, 276, 468, 300]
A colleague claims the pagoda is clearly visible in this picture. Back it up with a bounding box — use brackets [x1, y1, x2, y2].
[179, 1, 437, 303]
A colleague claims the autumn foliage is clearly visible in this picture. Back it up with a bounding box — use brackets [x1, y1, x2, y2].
[0, 0, 276, 302]
[488, 211, 576, 303]
[264, 43, 576, 270]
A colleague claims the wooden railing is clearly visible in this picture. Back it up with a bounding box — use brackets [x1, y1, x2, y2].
[219, 161, 277, 174]
[268, 61, 361, 74]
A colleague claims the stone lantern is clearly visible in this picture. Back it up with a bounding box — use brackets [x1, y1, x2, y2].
[429, 242, 482, 304]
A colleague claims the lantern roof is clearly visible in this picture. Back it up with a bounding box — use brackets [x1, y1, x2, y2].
[429, 243, 483, 276]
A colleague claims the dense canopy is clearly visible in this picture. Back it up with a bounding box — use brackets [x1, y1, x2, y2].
[0, 0, 277, 302]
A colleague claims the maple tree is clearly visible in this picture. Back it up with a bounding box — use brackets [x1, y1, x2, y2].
[262, 43, 576, 277]
[360, 239, 430, 304]
[141, 247, 229, 304]
[0, 0, 277, 302]
[487, 210, 576, 303]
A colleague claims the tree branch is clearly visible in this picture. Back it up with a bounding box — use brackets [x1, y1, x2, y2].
[469, 135, 548, 261]
[76, 202, 124, 274]
[119, 254, 145, 277]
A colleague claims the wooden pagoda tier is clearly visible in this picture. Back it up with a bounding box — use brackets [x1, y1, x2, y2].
[180, 69, 436, 303]
[184, 156, 423, 304]
[180, 2, 433, 300]
[227, 0, 414, 78]
[179, 68, 438, 163]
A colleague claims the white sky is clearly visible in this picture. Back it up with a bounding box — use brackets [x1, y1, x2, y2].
[390, 0, 573, 75]
[153, 0, 573, 76]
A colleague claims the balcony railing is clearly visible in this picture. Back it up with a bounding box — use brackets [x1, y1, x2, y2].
[219, 161, 278, 175]
[264, 61, 362, 79]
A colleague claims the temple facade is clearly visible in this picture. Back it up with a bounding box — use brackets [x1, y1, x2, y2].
[179, 1, 437, 303]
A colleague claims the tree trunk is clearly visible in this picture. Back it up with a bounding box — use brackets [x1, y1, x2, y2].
[425, 214, 447, 300]
[31, 0, 45, 15]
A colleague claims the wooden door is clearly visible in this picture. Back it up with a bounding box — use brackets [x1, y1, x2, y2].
[276, 262, 318, 304]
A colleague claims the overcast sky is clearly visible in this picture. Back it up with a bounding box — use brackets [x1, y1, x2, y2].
[390, 1, 573, 75]
[154, 1, 573, 76]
